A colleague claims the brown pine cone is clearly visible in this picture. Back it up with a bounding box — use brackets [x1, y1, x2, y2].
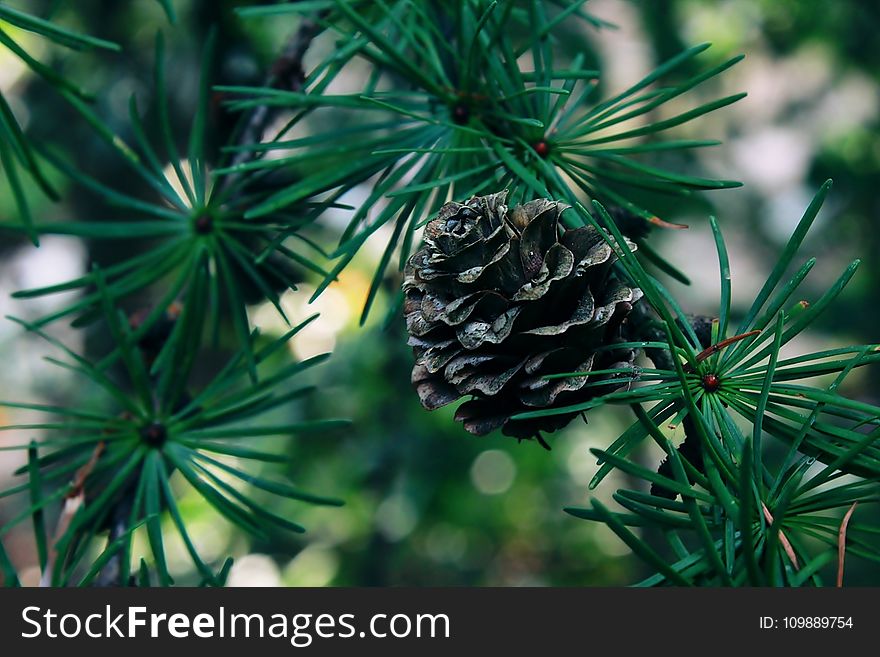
[402, 191, 643, 442]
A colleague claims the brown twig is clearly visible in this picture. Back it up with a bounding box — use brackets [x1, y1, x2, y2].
[762, 502, 799, 570]
[40, 442, 105, 587]
[39, 495, 83, 587]
[695, 330, 761, 363]
[69, 440, 105, 498]
[223, 12, 327, 185]
[837, 502, 858, 587]
[647, 215, 688, 230]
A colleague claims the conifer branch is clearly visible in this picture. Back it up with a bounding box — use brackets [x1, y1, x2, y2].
[226, 11, 326, 177]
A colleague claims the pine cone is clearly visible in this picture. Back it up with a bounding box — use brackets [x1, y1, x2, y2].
[403, 191, 643, 441]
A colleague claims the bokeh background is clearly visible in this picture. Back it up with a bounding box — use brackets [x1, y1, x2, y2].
[1, 0, 878, 586]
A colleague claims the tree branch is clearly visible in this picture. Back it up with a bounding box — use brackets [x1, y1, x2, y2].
[88, 13, 329, 587]
[225, 12, 326, 180]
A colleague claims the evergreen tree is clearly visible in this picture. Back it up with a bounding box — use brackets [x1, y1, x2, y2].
[1, 1, 877, 587]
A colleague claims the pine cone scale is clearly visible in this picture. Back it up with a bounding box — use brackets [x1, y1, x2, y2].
[511, 242, 574, 301]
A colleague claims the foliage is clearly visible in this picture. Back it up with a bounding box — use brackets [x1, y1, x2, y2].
[0, 300, 346, 586]
[0, 0, 877, 587]
[548, 187, 880, 584]
[0, 3, 118, 241]
[0, 1, 177, 241]
[9, 31, 337, 375]
[222, 0, 743, 321]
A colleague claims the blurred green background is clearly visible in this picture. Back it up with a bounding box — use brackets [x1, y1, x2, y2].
[1, 0, 878, 586]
